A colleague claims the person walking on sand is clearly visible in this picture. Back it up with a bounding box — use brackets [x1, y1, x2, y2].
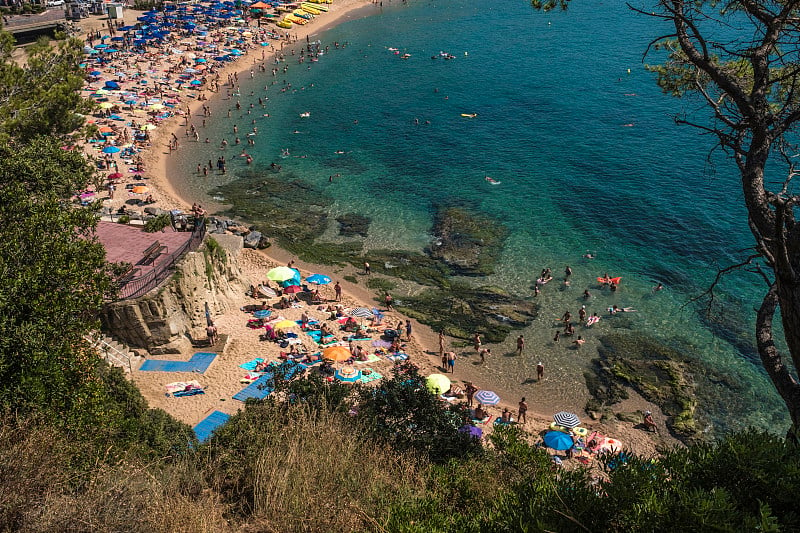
[518, 397, 528, 424]
[516, 334, 525, 356]
[364, 261, 371, 275]
[385, 292, 394, 310]
[537, 361, 544, 381]
[473, 332, 482, 354]
[438, 330, 445, 359]
[334, 281, 342, 302]
[479, 347, 490, 364]
[405, 319, 412, 341]
[446, 351, 457, 373]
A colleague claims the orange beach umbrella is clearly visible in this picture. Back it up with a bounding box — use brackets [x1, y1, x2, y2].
[323, 346, 351, 362]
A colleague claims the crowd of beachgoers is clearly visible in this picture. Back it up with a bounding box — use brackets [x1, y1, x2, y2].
[64, 1, 675, 463]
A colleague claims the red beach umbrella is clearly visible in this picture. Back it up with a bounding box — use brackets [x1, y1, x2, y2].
[283, 285, 302, 294]
[107, 172, 123, 180]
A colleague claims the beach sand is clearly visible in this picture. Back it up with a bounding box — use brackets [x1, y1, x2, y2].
[69, 1, 679, 458]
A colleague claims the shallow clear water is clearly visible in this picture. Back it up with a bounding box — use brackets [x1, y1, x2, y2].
[171, 0, 790, 432]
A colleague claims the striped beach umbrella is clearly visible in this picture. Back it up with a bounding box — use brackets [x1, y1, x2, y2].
[474, 390, 500, 405]
[349, 307, 373, 319]
[553, 411, 581, 429]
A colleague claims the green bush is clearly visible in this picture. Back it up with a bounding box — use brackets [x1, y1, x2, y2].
[117, 214, 130, 224]
[143, 213, 171, 233]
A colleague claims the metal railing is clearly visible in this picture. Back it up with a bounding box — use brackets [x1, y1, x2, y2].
[116, 219, 206, 300]
[87, 334, 133, 373]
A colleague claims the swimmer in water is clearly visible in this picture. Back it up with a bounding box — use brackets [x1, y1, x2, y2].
[653, 282, 664, 292]
[583, 250, 596, 259]
[281, 148, 290, 157]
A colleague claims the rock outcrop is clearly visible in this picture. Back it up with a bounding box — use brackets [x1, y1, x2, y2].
[99, 234, 252, 354]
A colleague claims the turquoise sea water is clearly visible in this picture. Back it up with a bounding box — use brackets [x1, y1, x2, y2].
[171, 0, 791, 433]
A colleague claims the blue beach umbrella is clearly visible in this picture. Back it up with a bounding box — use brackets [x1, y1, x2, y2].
[306, 274, 331, 285]
[543, 431, 574, 451]
[334, 366, 362, 383]
[102, 146, 121, 154]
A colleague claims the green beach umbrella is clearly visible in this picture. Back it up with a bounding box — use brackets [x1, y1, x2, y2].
[426, 374, 451, 395]
[267, 266, 297, 282]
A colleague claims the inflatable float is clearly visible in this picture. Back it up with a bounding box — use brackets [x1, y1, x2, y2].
[597, 276, 621, 285]
[586, 316, 600, 326]
[461, 113, 478, 118]
[485, 176, 501, 185]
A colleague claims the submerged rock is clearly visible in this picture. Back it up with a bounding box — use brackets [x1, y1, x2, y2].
[426, 206, 509, 276]
[336, 213, 371, 237]
[585, 333, 725, 443]
[394, 283, 538, 343]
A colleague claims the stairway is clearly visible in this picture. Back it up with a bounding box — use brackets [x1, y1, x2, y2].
[87, 333, 146, 373]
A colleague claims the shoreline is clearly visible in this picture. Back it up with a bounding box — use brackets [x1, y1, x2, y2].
[72, 2, 680, 456]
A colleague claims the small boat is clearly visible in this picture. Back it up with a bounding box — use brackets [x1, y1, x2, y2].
[276, 19, 293, 28]
[299, 112, 310, 118]
[301, 6, 321, 14]
[461, 113, 478, 118]
[303, 2, 327, 10]
[485, 176, 500, 185]
[293, 10, 313, 19]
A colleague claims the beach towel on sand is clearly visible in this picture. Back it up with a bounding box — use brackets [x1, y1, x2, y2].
[353, 353, 381, 365]
[239, 358, 265, 371]
[386, 353, 409, 362]
[165, 380, 202, 394]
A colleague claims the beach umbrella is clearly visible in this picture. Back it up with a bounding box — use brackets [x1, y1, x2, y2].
[267, 266, 297, 282]
[273, 319, 297, 329]
[102, 146, 121, 154]
[597, 437, 623, 453]
[426, 374, 451, 395]
[553, 411, 581, 429]
[334, 365, 361, 383]
[459, 424, 483, 439]
[474, 390, 500, 406]
[141, 124, 158, 131]
[107, 172, 123, 180]
[543, 430, 574, 451]
[131, 185, 149, 194]
[149, 103, 165, 110]
[349, 307, 373, 319]
[98, 102, 115, 110]
[306, 273, 331, 285]
[98, 126, 114, 133]
[323, 346, 351, 362]
[282, 284, 302, 294]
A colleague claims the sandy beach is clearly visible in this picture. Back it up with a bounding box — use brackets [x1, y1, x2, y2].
[72, 0, 678, 457]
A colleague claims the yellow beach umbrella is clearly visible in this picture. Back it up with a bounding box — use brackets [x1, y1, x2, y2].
[141, 124, 157, 131]
[99, 102, 115, 109]
[426, 373, 451, 395]
[149, 103, 165, 110]
[273, 319, 297, 329]
[323, 346, 351, 362]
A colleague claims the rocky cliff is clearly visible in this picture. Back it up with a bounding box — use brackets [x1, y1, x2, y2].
[100, 234, 251, 355]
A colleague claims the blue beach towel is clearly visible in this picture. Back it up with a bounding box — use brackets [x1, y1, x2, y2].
[139, 352, 217, 373]
[239, 357, 265, 371]
[194, 411, 230, 443]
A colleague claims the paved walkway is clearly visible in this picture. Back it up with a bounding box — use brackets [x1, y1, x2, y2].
[95, 220, 192, 272]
